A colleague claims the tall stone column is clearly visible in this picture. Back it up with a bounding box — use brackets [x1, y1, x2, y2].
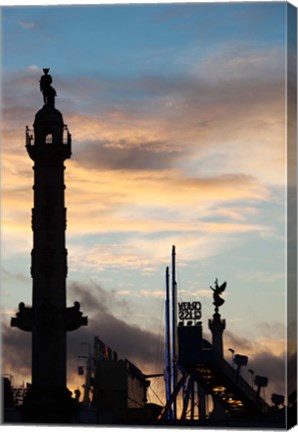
[11, 69, 87, 423]
[208, 312, 226, 357]
[208, 279, 227, 357]
[208, 279, 227, 420]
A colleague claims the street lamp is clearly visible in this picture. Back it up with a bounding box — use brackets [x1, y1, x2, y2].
[228, 348, 235, 365]
[271, 393, 285, 408]
[254, 375, 268, 401]
[233, 354, 248, 376]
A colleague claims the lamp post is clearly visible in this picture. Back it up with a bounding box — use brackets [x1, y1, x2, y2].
[233, 354, 248, 377]
[228, 348, 235, 365]
[254, 375, 268, 401]
[271, 393, 285, 409]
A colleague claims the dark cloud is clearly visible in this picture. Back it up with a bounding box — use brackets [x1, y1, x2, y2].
[178, 174, 258, 189]
[246, 351, 286, 393]
[2, 69, 40, 115]
[67, 281, 160, 373]
[67, 310, 162, 379]
[2, 321, 31, 381]
[225, 329, 254, 353]
[68, 280, 130, 315]
[257, 321, 285, 339]
[225, 329, 287, 397]
[74, 139, 182, 171]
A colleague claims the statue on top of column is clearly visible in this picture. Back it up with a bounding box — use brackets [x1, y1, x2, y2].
[210, 278, 226, 312]
[40, 68, 57, 108]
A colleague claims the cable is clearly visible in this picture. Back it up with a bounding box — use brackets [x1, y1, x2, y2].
[149, 379, 164, 406]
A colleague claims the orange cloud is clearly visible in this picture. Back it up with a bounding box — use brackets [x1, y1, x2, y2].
[2, 145, 274, 266]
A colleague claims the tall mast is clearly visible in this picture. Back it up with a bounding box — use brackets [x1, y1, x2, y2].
[171, 245, 177, 419]
[165, 266, 172, 419]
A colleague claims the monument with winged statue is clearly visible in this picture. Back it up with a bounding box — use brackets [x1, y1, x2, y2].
[208, 278, 227, 357]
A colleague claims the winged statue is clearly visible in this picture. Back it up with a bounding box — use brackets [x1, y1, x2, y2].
[210, 278, 226, 311]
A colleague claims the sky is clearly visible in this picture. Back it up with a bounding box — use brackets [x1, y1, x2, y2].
[1, 1, 296, 406]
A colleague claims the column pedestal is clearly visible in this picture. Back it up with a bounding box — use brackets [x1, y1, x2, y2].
[22, 385, 78, 423]
[208, 312, 226, 358]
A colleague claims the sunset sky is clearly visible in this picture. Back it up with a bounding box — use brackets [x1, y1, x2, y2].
[1, 1, 295, 403]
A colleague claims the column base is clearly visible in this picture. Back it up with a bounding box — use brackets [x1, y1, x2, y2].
[21, 385, 79, 424]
